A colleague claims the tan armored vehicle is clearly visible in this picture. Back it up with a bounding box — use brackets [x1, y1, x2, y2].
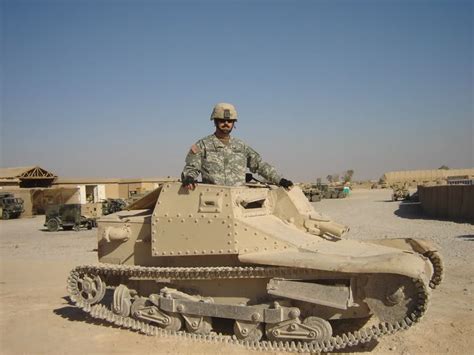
[67, 182, 442, 353]
[391, 184, 410, 201]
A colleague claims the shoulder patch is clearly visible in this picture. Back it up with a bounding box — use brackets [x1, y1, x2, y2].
[190, 144, 200, 154]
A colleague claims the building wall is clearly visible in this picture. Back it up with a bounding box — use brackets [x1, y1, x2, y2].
[384, 169, 474, 185]
[105, 184, 120, 199]
[418, 185, 474, 222]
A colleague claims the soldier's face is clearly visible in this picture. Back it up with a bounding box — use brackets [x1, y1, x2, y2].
[215, 119, 234, 134]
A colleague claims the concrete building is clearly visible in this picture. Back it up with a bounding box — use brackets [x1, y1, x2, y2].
[382, 168, 474, 186]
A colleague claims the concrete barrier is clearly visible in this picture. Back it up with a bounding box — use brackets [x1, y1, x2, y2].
[418, 185, 474, 223]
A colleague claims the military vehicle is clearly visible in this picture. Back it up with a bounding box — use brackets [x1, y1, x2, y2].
[301, 184, 322, 202]
[67, 182, 443, 353]
[101, 198, 127, 216]
[45, 204, 96, 231]
[391, 184, 410, 201]
[318, 183, 347, 199]
[0, 192, 24, 220]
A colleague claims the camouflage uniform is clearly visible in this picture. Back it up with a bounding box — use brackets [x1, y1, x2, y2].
[182, 134, 281, 186]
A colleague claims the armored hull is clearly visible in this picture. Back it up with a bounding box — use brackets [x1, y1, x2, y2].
[67, 182, 443, 352]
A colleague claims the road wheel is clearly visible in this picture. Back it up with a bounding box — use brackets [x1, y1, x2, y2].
[47, 218, 60, 232]
[73, 224, 81, 232]
[2, 210, 10, 220]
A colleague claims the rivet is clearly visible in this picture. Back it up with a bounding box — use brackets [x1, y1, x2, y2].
[168, 219, 172, 222]
[177, 251, 181, 255]
[176, 213, 181, 217]
[162, 251, 166, 255]
[188, 214, 193, 218]
[222, 221, 226, 224]
[157, 201, 161, 204]
[208, 220, 212, 224]
[185, 250, 190, 255]
[152, 238, 156, 243]
[225, 204, 229, 207]
[227, 215, 231, 218]
[152, 230, 155, 235]
[210, 250, 214, 254]
[216, 192, 220, 196]
[169, 251, 174, 255]
[274, 241, 277, 245]
[255, 247, 259, 251]
[181, 219, 185, 223]
[193, 250, 198, 254]
[244, 248, 248, 252]
[264, 236, 268, 240]
[202, 250, 206, 254]
[166, 184, 170, 188]
[152, 247, 156, 251]
[234, 223, 238, 226]
[219, 249, 223, 253]
[155, 218, 159, 223]
[227, 241, 232, 245]
[228, 232, 232, 236]
[234, 232, 238, 235]
[224, 193, 228, 197]
[164, 213, 169, 217]
[194, 219, 198, 223]
[214, 214, 218, 218]
[234, 249, 238, 253]
[235, 240, 238, 244]
[228, 249, 232, 252]
[254, 232, 257, 236]
[206, 188, 210, 192]
[244, 228, 248, 231]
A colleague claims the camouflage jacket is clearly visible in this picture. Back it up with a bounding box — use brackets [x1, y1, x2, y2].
[182, 134, 282, 186]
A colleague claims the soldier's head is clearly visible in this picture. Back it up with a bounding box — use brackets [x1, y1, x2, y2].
[211, 103, 237, 135]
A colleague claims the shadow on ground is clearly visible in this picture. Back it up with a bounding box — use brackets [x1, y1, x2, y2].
[394, 202, 426, 220]
[456, 235, 474, 241]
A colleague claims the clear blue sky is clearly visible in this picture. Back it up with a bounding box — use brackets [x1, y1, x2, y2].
[1, 0, 472, 181]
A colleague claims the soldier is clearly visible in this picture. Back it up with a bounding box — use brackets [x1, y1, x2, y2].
[181, 103, 293, 190]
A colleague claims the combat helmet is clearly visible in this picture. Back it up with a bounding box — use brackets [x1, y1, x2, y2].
[210, 103, 238, 121]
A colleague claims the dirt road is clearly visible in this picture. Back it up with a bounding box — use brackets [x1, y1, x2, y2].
[1, 189, 473, 354]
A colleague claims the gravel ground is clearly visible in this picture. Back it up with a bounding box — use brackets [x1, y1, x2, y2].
[0, 188, 473, 354]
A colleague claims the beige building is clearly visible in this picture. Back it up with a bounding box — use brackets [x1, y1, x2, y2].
[0, 166, 178, 216]
[53, 177, 178, 203]
[382, 168, 474, 186]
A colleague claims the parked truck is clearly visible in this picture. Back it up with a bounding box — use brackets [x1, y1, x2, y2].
[0, 192, 24, 220]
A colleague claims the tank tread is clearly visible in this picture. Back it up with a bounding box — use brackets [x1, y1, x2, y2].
[424, 250, 444, 289]
[67, 264, 430, 353]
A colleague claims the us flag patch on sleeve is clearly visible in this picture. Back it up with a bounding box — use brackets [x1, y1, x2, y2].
[190, 144, 200, 154]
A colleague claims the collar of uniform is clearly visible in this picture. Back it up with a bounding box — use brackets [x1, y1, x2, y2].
[211, 134, 233, 148]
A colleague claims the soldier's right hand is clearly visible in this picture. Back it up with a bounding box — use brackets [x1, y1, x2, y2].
[182, 176, 197, 191]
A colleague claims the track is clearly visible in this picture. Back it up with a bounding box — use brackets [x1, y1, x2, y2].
[68, 264, 430, 353]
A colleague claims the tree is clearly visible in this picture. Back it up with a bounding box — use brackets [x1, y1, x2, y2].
[326, 175, 333, 183]
[343, 169, 355, 183]
[439, 165, 449, 170]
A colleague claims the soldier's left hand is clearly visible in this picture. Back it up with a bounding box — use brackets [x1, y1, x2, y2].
[279, 178, 294, 189]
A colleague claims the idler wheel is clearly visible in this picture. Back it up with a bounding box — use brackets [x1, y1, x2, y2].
[302, 316, 333, 342]
[365, 275, 418, 323]
[184, 315, 212, 334]
[233, 320, 263, 341]
[72, 273, 106, 305]
[160, 312, 183, 332]
[112, 285, 132, 317]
